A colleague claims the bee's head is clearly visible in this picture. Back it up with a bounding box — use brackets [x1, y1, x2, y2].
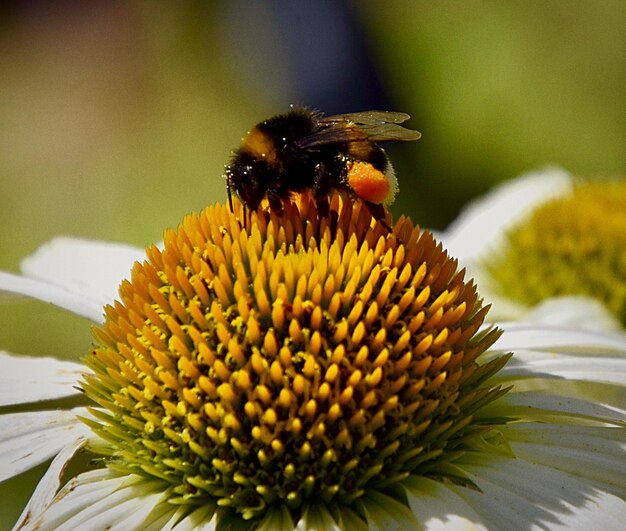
[225, 152, 273, 212]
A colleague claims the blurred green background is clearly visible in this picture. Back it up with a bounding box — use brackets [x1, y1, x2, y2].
[0, 1, 624, 527]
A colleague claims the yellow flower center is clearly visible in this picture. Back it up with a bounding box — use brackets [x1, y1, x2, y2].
[82, 194, 506, 522]
[488, 179, 626, 325]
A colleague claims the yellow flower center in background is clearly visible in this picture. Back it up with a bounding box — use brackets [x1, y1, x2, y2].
[488, 179, 626, 325]
[83, 194, 506, 522]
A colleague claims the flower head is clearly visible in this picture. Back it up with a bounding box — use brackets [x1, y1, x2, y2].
[487, 179, 626, 326]
[442, 169, 625, 328]
[82, 194, 506, 523]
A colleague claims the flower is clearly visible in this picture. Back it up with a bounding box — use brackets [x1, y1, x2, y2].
[441, 169, 626, 329]
[2, 194, 626, 530]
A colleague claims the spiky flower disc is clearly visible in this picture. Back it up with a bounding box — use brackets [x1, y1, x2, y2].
[82, 194, 507, 523]
[488, 179, 626, 325]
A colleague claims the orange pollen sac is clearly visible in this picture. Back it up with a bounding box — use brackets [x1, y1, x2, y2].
[347, 161, 390, 204]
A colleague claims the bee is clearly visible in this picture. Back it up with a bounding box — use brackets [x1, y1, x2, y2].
[224, 107, 420, 226]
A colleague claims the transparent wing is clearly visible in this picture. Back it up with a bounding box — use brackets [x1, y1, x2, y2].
[320, 110, 413, 125]
[296, 110, 421, 149]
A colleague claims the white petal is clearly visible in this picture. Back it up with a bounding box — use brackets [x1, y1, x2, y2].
[295, 505, 340, 531]
[169, 505, 217, 530]
[492, 325, 626, 399]
[0, 408, 90, 482]
[402, 475, 487, 531]
[442, 168, 573, 263]
[146, 506, 195, 531]
[498, 351, 626, 388]
[480, 391, 626, 425]
[492, 324, 626, 355]
[537, 492, 626, 531]
[28, 470, 183, 531]
[458, 454, 626, 530]
[515, 296, 622, 332]
[0, 352, 86, 406]
[90, 491, 167, 531]
[26, 468, 221, 531]
[28, 468, 123, 527]
[502, 423, 626, 497]
[13, 436, 87, 530]
[20, 237, 145, 309]
[0, 271, 104, 322]
[336, 507, 370, 531]
[259, 505, 297, 531]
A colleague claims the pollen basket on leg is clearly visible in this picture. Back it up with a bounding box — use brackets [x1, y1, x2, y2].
[83, 193, 506, 521]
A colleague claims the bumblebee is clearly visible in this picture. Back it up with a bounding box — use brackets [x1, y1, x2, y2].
[224, 107, 420, 224]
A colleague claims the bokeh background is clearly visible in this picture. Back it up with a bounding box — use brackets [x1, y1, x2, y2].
[1, 1, 624, 527]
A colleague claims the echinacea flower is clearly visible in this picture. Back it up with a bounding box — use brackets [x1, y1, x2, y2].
[441, 168, 626, 329]
[2, 194, 626, 530]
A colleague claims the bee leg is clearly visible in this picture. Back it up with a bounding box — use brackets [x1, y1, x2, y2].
[226, 187, 248, 229]
[227, 186, 234, 213]
[315, 196, 330, 219]
[312, 163, 332, 219]
[365, 201, 392, 232]
[243, 204, 250, 228]
[267, 191, 285, 215]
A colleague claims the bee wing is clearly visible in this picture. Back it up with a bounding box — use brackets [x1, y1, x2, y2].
[296, 110, 421, 149]
[321, 110, 413, 125]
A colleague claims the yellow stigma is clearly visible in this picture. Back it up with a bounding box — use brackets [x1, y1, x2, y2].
[82, 193, 507, 522]
[488, 179, 626, 325]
